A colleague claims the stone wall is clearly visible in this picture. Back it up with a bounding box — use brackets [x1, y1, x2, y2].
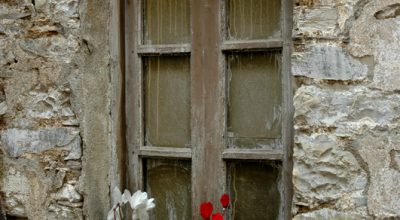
[0, 0, 83, 219]
[292, 0, 400, 219]
[0, 0, 112, 219]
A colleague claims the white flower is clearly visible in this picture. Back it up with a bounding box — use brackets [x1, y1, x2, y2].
[129, 191, 155, 220]
[107, 187, 132, 220]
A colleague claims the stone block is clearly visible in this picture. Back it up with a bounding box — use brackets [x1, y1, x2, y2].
[294, 6, 338, 38]
[27, 87, 75, 120]
[294, 208, 371, 220]
[1, 156, 52, 218]
[55, 184, 81, 203]
[0, 127, 81, 160]
[292, 44, 368, 80]
[353, 131, 400, 218]
[348, 0, 400, 91]
[294, 134, 367, 211]
[294, 85, 400, 129]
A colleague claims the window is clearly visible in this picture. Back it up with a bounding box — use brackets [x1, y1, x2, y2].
[124, 0, 293, 219]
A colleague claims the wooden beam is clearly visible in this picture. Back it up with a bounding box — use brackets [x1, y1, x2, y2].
[222, 148, 283, 160]
[221, 39, 283, 51]
[137, 44, 191, 55]
[191, 0, 225, 219]
[281, 0, 294, 219]
[139, 146, 192, 159]
[125, 0, 143, 191]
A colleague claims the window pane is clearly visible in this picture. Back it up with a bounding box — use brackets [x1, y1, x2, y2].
[228, 161, 281, 220]
[144, 56, 191, 147]
[145, 159, 192, 220]
[144, 0, 190, 44]
[227, 52, 281, 141]
[227, 0, 281, 40]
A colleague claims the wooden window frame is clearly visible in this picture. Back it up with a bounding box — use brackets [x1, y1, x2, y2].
[124, 0, 293, 219]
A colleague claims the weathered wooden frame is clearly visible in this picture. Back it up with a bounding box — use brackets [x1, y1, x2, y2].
[124, 0, 293, 219]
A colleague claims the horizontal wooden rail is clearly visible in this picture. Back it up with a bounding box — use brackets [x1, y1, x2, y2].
[138, 146, 192, 159]
[222, 148, 283, 160]
[221, 39, 283, 51]
[137, 44, 191, 55]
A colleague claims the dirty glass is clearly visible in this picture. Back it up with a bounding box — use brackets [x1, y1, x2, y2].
[228, 161, 281, 220]
[143, 0, 190, 44]
[144, 56, 190, 147]
[227, 0, 281, 40]
[145, 159, 192, 220]
[227, 52, 282, 141]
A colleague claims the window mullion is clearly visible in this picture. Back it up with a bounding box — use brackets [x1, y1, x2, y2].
[191, 0, 226, 219]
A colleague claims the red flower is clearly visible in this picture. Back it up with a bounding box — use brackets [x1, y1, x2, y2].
[212, 213, 224, 220]
[200, 202, 213, 219]
[220, 194, 230, 208]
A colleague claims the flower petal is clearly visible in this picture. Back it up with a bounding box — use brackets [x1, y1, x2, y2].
[121, 189, 132, 204]
[130, 190, 149, 209]
[146, 198, 155, 210]
[200, 202, 213, 219]
[219, 194, 230, 208]
[212, 212, 224, 220]
[112, 187, 122, 203]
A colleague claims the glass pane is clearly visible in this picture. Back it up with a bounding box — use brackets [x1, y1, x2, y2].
[228, 161, 281, 220]
[144, 56, 191, 147]
[145, 159, 192, 220]
[144, 0, 190, 44]
[228, 52, 282, 140]
[227, 0, 281, 40]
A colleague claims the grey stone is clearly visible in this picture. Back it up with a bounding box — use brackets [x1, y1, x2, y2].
[27, 87, 76, 119]
[55, 184, 82, 203]
[66, 161, 81, 170]
[57, 201, 83, 208]
[294, 85, 400, 130]
[348, 0, 400, 91]
[292, 44, 368, 80]
[34, 0, 48, 10]
[353, 132, 400, 218]
[52, 0, 79, 18]
[53, 170, 66, 189]
[294, 134, 367, 210]
[0, 127, 81, 160]
[1, 156, 53, 218]
[293, 6, 338, 38]
[0, 102, 7, 115]
[0, 13, 31, 20]
[294, 208, 371, 220]
[18, 35, 80, 63]
[47, 203, 83, 220]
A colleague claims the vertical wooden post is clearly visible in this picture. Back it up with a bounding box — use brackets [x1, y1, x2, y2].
[281, 0, 294, 219]
[191, 0, 226, 219]
[125, 0, 143, 191]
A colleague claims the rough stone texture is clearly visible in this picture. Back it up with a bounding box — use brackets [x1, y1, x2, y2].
[294, 134, 368, 214]
[293, 0, 400, 219]
[353, 131, 400, 218]
[292, 44, 368, 80]
[0, 0, 111, 219]
[1, 127, 81, 159]
[348, 0, 400, 91]
[293, 208, 372, 220]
